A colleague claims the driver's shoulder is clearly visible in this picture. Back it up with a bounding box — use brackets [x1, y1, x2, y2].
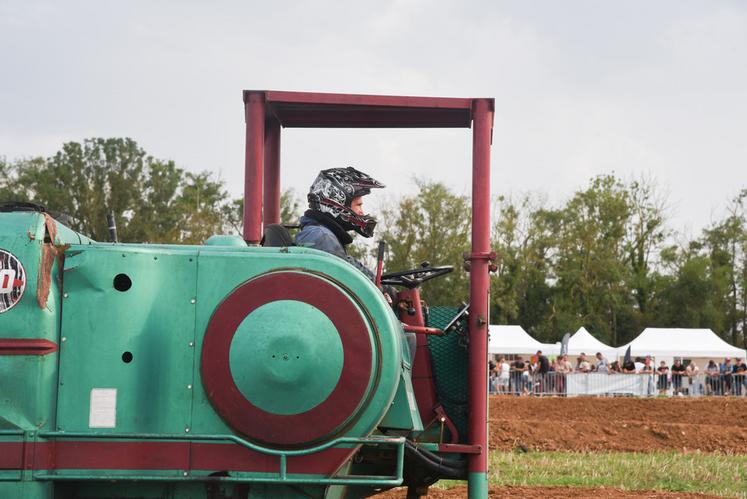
[295, 224, 345, 256]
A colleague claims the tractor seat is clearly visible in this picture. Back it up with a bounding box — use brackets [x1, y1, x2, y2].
[261, 224, 295, 247]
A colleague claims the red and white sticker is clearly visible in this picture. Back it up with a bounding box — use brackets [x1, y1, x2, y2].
[0, 249, 26, 313]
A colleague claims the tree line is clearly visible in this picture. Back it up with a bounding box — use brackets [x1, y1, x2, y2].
[2, 138, 745, 348]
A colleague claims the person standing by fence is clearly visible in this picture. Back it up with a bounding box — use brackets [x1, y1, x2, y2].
[721, 358, 733, 395]
[498, 356, 510, 394]
[639, 357, 655, 395]
[671, 359, 686, 396]
[536, 350, 549, 395]
[511, 356, 528, 395]
[488, 358, 497, 394]
[685, 361, 700, 395]
[595, 352, 609, 373]
[576, 353, 591, 373]
[733, 358, 746, 396]
[555, 355, 572, 396]
[657, 361, 670, 395]
[706, 360, 720, 395]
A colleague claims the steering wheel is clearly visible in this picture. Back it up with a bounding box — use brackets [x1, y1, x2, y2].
[381, 262, 453, 289]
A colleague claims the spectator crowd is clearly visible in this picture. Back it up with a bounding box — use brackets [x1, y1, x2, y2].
[488, 351, 747, 397]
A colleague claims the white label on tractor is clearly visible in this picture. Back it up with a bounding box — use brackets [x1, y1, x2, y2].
[0, 248, 26, 313]
[89, 388, 117, 428]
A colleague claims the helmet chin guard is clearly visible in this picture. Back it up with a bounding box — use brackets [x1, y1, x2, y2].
[307, 167, 384, 237]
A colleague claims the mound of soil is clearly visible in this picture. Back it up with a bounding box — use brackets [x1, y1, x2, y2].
[489, 396, 747, 453]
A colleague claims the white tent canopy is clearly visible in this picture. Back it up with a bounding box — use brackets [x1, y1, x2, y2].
[567, 327, 618, 358]
[619, 328, 746, 359]
[488, 325, 559, 355]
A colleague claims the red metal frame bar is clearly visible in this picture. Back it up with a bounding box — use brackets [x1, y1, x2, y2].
[244, 92, 265, 244]
[401, 324, 443, 336]
[0, 338, 58, 355]
[438, 443, 482, 455]
[397, 288, 443, 432]
[0, 440, 350, 474]
[260, 90, 473, 110]
[468, 99, 494, 478]
[263, 118, 281, 225]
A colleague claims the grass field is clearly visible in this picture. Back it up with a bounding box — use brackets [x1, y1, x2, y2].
[441, 451, 747, 498]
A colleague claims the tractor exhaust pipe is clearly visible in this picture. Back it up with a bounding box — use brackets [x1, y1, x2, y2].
[107, 213, 118, 243]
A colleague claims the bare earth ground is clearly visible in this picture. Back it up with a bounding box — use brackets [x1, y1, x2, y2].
[489, 396, 747, 453]
[376, 397, 747, 498]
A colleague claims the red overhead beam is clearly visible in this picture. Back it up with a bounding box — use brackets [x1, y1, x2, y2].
[244, 90, 475, 129]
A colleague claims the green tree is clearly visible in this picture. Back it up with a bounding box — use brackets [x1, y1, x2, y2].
[173, 172, 229, 244]
[700, 189, 747, 346]
[221, 188, 303, 236]
[7, 138, 232, 243]
[126, 159, 184, 242]
[379, 181, 471, 306]
[656, 242, 730, 332]
[0, 157, 15, 200]
[549, 175, 633, 345]
[14, 138, 147, 240]
[624, 177, 668, 323]
[490, 195, 554, 339]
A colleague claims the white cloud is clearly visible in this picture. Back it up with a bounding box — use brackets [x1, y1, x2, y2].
[0, 0, 745, 234]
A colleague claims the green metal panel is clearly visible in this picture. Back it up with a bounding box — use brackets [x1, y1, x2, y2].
[427, 307, 469, 442]
[379, 369, 423, 432]
[1, 215, 417, 495]
[57, 244, 198, 434]
[229, 300, 344, 415]
[0, 481, 52, 498]
[468, 471, 489, 499]
[0, 355, 58, 431]
[190, 246, 407, 442]
[0, 212, 71, 434]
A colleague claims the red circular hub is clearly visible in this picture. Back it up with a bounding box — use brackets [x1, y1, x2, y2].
[201, 271, 374, 447]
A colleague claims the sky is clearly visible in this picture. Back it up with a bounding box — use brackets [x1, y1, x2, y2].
[1, 0, 746, 235]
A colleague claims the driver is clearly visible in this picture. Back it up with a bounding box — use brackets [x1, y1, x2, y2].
[295, 166, 384, 280]
[296, 167, 415, 362]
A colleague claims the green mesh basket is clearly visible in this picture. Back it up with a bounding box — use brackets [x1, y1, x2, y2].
[426, 306, 469, 443]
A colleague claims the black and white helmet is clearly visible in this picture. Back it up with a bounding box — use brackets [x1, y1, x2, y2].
[307, 167, 384, 237]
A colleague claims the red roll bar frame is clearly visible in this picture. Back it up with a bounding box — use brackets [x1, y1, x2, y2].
[242, 90, 494, 495]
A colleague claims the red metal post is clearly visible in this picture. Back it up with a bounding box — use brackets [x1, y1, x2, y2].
[244, 92, 265, 244]
[467, 98, 493, 497]
[263, 118, 281, 225]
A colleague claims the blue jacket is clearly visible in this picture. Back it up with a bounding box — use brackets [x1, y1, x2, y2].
[295, 215, 374, 281]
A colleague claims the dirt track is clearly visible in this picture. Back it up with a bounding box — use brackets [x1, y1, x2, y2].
[376, 396, 747, 498]
[490, 396, 747, 453]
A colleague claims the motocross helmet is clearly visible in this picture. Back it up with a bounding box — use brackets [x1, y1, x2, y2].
[307, 167, 384, 237]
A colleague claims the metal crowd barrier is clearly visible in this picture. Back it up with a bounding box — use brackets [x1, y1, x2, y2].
[489, 371, 747, 397]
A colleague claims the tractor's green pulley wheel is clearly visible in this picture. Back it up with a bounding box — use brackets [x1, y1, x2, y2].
[229, 300, 344, 415]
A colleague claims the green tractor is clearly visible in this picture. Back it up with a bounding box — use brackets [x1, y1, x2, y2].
[0, 91, 494, 498]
